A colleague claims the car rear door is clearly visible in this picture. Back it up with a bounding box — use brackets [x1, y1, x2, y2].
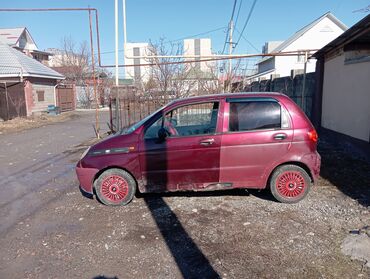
[220, 97, 293, 188]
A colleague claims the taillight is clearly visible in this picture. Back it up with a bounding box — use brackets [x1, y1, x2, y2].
[308, 129, 318, 143]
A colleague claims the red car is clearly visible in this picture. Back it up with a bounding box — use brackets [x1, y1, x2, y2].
[76, 93, 320, 206]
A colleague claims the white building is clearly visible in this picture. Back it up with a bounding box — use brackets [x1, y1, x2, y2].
[248, 12, 347, 82]
[124, 42, 153, 83]
[184, 38, 215, 73]
[46, 48, 87, 68]
[313, 14, 370, 143]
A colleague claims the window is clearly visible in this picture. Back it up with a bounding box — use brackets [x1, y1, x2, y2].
[229, 101, 281, 132]
[144, 102, 219, 138]
[37, 90, 45, 102]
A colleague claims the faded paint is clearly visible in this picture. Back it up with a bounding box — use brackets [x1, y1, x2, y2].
[321, 54, 370, 142]
[24, 80, 33, 116]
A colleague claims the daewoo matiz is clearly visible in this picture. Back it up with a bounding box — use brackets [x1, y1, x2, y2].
[76, 93, 321, 206]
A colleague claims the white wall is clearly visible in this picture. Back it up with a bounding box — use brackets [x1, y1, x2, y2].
[184, 38, 215, 73]
[321, 54, 370, 142]
[31, 82, 55, 113]
[274, 16, 345, 77]
[254, 16, 346, 81]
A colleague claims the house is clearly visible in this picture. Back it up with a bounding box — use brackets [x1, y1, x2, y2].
[247, 12, 347, 82]
[124, 42, 153, 84]
[0, 43, 65, 120]
[0, 27, 52, 65]
[184, 38, 215, 73]
[46, 48, 88, 69]
[313, 14, 370, 144]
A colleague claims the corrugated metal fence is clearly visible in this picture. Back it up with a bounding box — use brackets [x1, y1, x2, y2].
[245, 72, 316, 119]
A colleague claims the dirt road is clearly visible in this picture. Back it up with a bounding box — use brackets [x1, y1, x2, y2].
[0, 113, 369, 278]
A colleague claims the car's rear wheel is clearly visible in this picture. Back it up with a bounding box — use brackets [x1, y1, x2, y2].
[94, 168, 136, 206]
[270, 165, 311, 203]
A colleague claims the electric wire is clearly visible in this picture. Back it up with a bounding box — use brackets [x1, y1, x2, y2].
[221, 0, 238, 54]
[234, 0, 258, 51]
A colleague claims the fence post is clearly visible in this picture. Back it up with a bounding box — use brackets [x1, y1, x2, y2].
[301, 51, 308, 113]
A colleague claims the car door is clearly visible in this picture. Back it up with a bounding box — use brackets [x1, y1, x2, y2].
[220, 97, 293, 188]
[139, 101, 222, 192]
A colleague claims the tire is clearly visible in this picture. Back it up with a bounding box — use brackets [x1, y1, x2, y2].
[269, 165, 311, 204]
[94, 168, 136, 206]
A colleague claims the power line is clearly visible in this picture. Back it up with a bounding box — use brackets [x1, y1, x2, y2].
[100, 26, 227, 55]
[234, 27, 259, 52]
[221, 0, 238, 54]
[234, 0, 258, 51]
[230, 0, 238, 21]
[234, 0, 243, 29]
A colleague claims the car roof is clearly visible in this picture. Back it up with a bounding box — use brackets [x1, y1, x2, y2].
[168, 92, 287, 105]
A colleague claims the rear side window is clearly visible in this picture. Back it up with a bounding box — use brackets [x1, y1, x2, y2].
[229, 101, 281, 132]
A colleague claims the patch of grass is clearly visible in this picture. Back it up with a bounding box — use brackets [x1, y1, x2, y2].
[0, 112, 81, 134]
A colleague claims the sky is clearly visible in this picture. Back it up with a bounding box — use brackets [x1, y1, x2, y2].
[0, 0, 369, 76]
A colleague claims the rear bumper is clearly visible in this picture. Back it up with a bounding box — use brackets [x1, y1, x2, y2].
[76, 164, 99, 194]
[302, 151, 321, 182]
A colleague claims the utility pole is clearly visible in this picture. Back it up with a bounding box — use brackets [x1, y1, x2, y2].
[114, 0, 121, 130]
[88, 9, 100, 139]
[115, 0, 119, 87]
[122, 0, 127, 78]
[228, 20, 233, 92]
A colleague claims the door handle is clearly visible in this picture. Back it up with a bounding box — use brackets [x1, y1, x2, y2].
[274, 133, 287, 140]
[200, 138, 215, 145]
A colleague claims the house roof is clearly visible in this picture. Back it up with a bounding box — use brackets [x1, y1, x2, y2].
[0, 27, 37, 48]
[257, 12, 348, 64]
[313, 14, 370, 58]
[245, 68, 275, 80]
[0, 43, 64, 80]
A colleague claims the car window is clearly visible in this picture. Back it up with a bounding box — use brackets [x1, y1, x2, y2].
[229, 101, 281, 132]
[144, 102, 219, 138]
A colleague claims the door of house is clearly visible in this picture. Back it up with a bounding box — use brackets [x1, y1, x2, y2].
[57, 84, 75, 111]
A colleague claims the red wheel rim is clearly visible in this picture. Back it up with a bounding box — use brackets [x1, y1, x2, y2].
[101, 175, 129, 202]
[276, 171, 305, 198]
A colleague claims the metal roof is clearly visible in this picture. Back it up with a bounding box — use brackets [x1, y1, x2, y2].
[0, 27, 35, 46]
[313, 14, 370, 58]
[258, 12, 348, 64]
[0, 43, 65, 80]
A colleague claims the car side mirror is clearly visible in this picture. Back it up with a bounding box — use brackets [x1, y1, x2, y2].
[157, 127, 167, 142]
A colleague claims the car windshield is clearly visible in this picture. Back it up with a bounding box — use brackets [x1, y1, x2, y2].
[119, 107, 164, 135]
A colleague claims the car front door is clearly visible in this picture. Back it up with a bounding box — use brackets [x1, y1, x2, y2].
[220, 97, 293, 188]
[139, 101, 222, 192]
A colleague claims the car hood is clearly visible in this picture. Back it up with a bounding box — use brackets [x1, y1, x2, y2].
[89, 131, 139, 153]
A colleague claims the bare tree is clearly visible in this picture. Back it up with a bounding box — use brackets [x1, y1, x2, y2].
[144, 38, 220, 98]
[51, 36, 112, 108]
[353, 4, 370, 13]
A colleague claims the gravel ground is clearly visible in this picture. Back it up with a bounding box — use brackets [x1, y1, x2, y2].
[0, 117, 369, 279]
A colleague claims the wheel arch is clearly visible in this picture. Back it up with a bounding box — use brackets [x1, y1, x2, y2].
[93, 166, 138, 191]
[266, 161, 314, 187]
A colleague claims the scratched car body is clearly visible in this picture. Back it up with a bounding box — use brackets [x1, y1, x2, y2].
[76, 92, 321, 206]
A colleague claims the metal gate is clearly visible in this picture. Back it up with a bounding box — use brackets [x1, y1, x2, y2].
[57, 84, 75, 112]
[110, 86, 175, 133]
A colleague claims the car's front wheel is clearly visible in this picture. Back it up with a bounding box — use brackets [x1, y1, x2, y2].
[270, 165, 311, 203]
[94, 168, 136, 206]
